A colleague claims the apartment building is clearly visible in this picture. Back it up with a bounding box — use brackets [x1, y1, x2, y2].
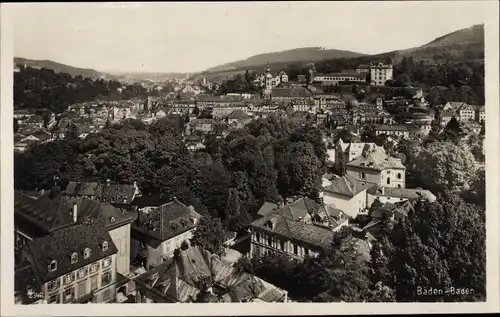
[346, 147, 406, 189]
[357, 63, 393, 86]
[19, 220, 119, 304]
[131, 197, 202, 268]
[14, 191, 135, 277]
[249, 198, 349, 260]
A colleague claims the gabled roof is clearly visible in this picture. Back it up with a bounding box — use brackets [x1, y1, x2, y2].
[226, 110, 251, 120]
[347, 148, 405, 171]
[15, 191, 134, 233]
[367, 186, 436, 202]
[323, 174, 375, 197]
[312, 204, 349, 228]
[65, 181, 137, 204]
[24, 219, 118, 283]
[132, 198, 202, 242]
[250, 212, 335, 251]
[257, 202, 279, 217]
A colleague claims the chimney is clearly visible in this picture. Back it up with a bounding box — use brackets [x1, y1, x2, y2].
[106, 179, 111, 187]
[172, 196, 178, 202]
[72, 202, 78, 223]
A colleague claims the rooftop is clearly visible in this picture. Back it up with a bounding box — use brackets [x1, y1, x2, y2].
[23, 219, 118, 283]
[367, 186, 436, 202]
[346, 148, 405, 171]
[323, 174, 375, 197]
[132, 198, 202, 242]
[135, 245, 287, 303]
[15, 191, 135, 234]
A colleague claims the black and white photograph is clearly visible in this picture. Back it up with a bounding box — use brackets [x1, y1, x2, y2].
[1, 1, 499, 315]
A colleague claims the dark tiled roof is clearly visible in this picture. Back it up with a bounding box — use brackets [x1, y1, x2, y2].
[133, 199, 202, 242]
[257, 202, 279, 217]
[135, 245, 286, 303]
[367, 186, 436, 202]
[24, 219, 118, 283]
[250, 212, 335, 251]
[65, 181, 137, 204]
[15, 191, 134, 233]
[226, 110, 250, 120]
[375, 124, 409, 132]
[312, 204, 349, 229]
[32, 129, 52, 141]
[323, 174, 375, 197]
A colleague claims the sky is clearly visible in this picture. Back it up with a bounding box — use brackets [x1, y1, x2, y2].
[12, 2, 488, 74]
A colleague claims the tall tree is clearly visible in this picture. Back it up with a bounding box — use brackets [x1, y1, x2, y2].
[190, 216, 226, 256]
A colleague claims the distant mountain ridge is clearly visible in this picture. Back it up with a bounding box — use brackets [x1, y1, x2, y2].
[204, 47, 366, 73]
[14, 57, 114, 79]
[191, 24, 483, 82]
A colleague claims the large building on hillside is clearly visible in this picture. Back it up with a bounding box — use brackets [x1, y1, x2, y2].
[356, 63, 393, 86]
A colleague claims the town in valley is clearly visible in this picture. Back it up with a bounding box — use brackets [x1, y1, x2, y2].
[11, 5, 486, 305]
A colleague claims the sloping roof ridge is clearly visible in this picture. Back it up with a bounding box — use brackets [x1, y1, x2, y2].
[50, 196, 67, 230]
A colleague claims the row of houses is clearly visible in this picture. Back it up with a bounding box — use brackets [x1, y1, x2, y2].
[14, 180, 288, 304]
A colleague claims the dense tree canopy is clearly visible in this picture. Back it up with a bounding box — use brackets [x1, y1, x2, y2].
[14, 66, 148, 113]
[406, 140, 477, 193]
[370, 193, 485, 302]
[15, 114, 326, 235]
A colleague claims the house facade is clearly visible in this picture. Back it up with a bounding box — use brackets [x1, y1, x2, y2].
[345, 148, 406, 188]
[131, 198, 202, 269]
[20, 221, 119, 304]
[322, 175, 372, 219]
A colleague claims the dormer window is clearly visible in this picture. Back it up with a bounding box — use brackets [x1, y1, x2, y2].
[110, 216, 116, 223]
[71, 253, 78, 264]
[102, 241, 108, 252]
[83, 248, 91, 259]
[48, 260, 57, 272]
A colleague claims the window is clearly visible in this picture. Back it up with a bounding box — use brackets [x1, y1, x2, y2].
[63, 287, 75, 303]
[293, 244, 298, 255]
[102, 241, 108, 252]
[267, 236, 272, 246]
[280, 240, 285, 251]
[386, 177, 391, 185]
[90, 275, 98, 291]
[397, 173, 402, 179]
[361, 172, 366, 179]
[90, 262, 100, 274]
[47, 279, 59, 292]
[255, 232, 260, 243]
[77, 267, 88, 279]
[101, 271, 112, 287]
[49, 293, 60, 304]
[70, 253, 78, 264]
[102, 257, 112, 269]
[304, 248, 309, 255]
[48, 260, 57, 272]
[83, 248, 91, 259]
[397, 184, 402, 189]
[77, 281, 87, 298]
[64, 272, 74, 285]
[102, 287, 113, 302]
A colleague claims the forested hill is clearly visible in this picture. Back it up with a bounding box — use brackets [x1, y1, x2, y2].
[203, 47, 365, 73]
[14, 66, 148, 113]
[14, 57, 114, 79]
